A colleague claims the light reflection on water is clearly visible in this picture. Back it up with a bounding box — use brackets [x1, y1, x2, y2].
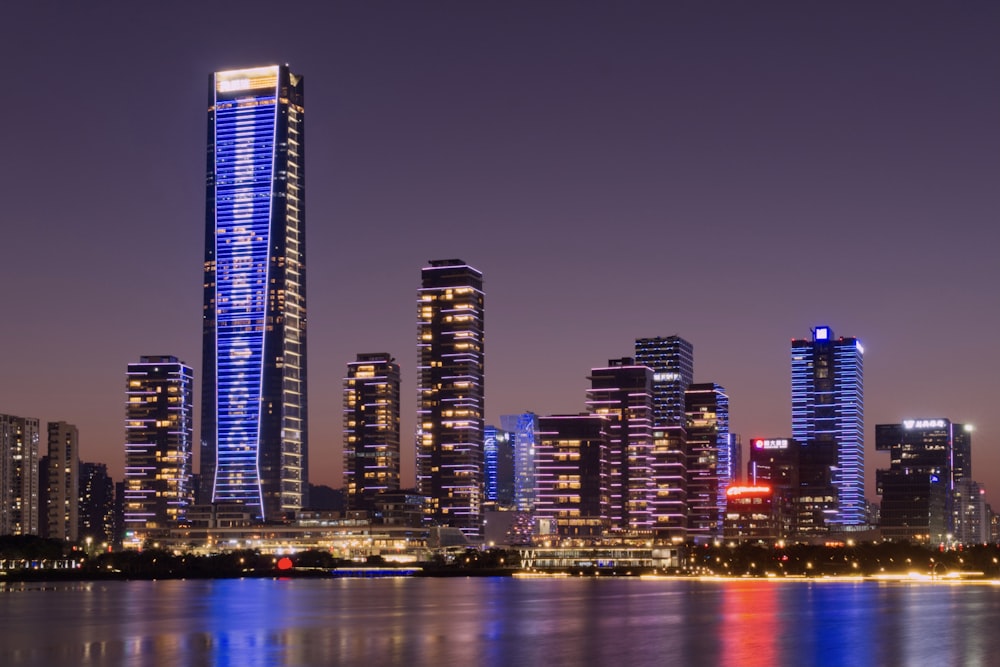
[2, 577, 1000, 666]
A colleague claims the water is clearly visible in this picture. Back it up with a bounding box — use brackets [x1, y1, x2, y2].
[2, 577, 1000, 666]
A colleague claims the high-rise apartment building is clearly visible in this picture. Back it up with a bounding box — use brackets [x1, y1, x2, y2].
[343, 353, 401, 509]
[684, 383, 731, 540]
[0, 414, 40, 536]
[791, 326, 864, 527]
[876, 418, 971, 543]
[587, 358, 654, 531]
[416, 259, 485, 539]
[500, 412, 539, 513]
[635, 336, 694, 428]
[46, 422, 79, 542]
[536, 414, 610, 538]
[124, 356, 194, 544]
[79, 461, 115, 546]
[201, 65, 308, 521]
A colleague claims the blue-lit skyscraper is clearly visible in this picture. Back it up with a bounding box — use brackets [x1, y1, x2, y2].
[791, 326, 864, 527]
[484, 425, 514, 508]
[201, 65, 307, 521]
[500, 412, 539, 513]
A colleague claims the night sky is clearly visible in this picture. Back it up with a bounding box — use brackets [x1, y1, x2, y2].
[2, 2, 997, 504]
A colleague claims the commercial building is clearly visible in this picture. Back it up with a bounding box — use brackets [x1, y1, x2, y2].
[484, 425, 515, 508]
[45, 422, 79, 542]
[343, 353, 401, 509]
[634, 336, 694, 428]
[416, 259, 485, 539]
[201, 65, 308, 521]
[79, 462, 116, 546]
[0, 414, 40, 535]
[535, 414, 610, 539]
[500, 412, 539, 513]
[791, 325, 865, 527]
[876, 419, 971, 543]
[124, 356, 194, 544]
[586, 358, 654, 531]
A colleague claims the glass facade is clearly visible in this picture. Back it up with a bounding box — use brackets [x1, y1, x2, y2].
[416, 260, 485, 539]
[684, 383, 731, 540]
[201, 65, 307, 521]
[635, 336, 693, 429]
[500, 412, 539, 513]
[791, 326, 865, 527]
[124, 356, 194, 544]
[343, 353, 401, 509]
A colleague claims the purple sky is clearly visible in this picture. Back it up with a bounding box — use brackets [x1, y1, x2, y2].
[1, 2, 998, 504]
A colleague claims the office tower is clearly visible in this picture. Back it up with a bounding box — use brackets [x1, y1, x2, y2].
[0, 414, 40, 536]
[587, 357, 654, 531]
[416, 259, 485, 539]
[501, 412, 539, 513]
[635, 336, 694, 428]
[536, 415, 610, 538]
[79, 462, 116, 546]
[46, 422, 79, 542]
[791, 325, 864, 527]
[484, 425, 514, 508]
[343, 353, 401, 509]
[684, 383, 731, 541]
[124, 356, 194, 544]
[876, 419, 970, 543]
[953, 479, 988, 545]
[201, 65, 308, 521]
[748, 437, 802, 539]
[649, 424, 688, 539]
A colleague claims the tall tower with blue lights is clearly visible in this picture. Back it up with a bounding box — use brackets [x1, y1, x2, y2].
[200, 65, 308, 521]
[791, 326, 864, 527]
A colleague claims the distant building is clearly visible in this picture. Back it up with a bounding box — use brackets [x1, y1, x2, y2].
[791, 326, 865, 527]
[724, 485, 778, 543]
[500, 412, 539, 513]
[649, 425, 688, 540]
[79, 462, 115, 546]
[587, 358, 654, 531]
[46, 422, 79, 542]
[416, 259, 485, 539]
[484, 425, 515, 508]
[684, 383, 731, 541]
[876, 419, 971, 543]
[124, 356, 194, 545]
[0, 414, 40, 536]
[344, 353, 401, 509]
[953, 479, 989, 545]
[747, 437, 800, 539]
[536, 415, 610, 539]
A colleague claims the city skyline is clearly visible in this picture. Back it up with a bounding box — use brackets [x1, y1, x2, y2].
[1, 2, 998, 506]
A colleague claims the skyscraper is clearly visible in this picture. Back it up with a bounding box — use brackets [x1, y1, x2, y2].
[876, 418, 970, 543]
[500, 412, 539, 513]
[416, 259, 485, 539]
[0, 414, 40, 536]
[46, 422, 79, 542]
[791, 326, 864, 527]
[201, 65, 308, 521]
[124, 356, 194, 544]
[587, 357, 654, 531]
[79, 461, 115, 546]
[343, 353, 401, 509]
[635, 336, 694, 428]
[684, 383, 731, 540]
[536, 414, 610, 538]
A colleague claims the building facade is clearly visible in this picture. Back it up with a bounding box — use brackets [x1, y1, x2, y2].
[343, 353, 401, 509]
[484, 425, 515, 508]
[876, 419, 970, 543]
[684, 383, 731, 541]
[791, 325, 864, 527]
[586, 358, 654, 532]
[536, 415, 610, 539]
[500, 412, 539, 513]
[416, 259, 485, 539]
[46, 421, 79, 542]
[79, 461, 116, 546]
[201, 65, 308, 521]
[0, 414, 40, 536]
[124, 356, 194, 544]
[634, 336, 694, 428]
